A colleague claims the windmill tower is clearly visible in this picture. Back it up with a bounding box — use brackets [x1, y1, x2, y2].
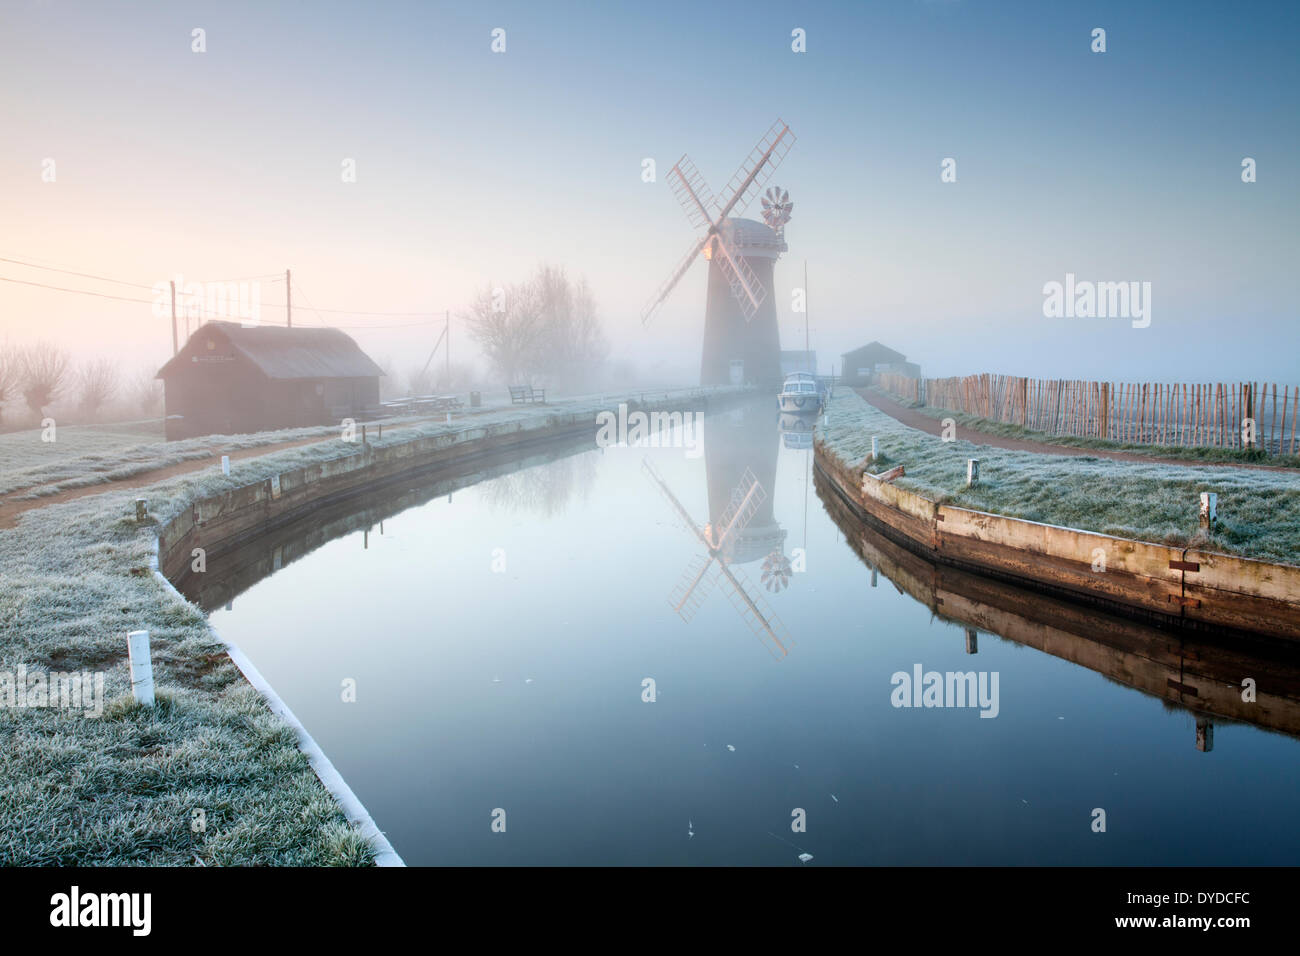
[642, 120, 796, 388]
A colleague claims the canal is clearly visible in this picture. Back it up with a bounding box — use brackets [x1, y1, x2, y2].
[198, 399, 1300, 865]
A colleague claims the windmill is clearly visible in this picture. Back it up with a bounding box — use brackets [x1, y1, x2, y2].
[642, 119, 796, 388]
[643, 459, 793, 660]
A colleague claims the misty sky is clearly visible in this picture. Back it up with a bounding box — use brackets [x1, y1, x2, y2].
[1, 0, 1296, 383]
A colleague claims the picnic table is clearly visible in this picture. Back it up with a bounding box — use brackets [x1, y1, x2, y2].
[379, 394, 464, 415]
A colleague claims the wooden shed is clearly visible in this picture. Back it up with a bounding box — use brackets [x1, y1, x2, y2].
[157, 321, 383, 440]
[840, 342, 920, 386]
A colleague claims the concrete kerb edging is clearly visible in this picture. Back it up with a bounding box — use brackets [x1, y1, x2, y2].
[148, 540, 405, 866]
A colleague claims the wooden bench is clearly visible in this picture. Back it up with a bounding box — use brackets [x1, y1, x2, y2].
[508, 385, 545, 404]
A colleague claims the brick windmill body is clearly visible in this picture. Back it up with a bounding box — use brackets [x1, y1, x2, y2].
[642, 120, 796, 388]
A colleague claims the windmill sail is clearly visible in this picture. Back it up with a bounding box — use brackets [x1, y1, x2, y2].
[645, 458, 793, 659]
[667, 155, 718, 231]
[670, 554, 716, 622]
[711, 230, 767, 321]
[641, 232, 711, 324]
[713, 466, 765, 548]
[641, 119, 795, 327]
[715, 562, 793, 659]
[714, 120, 796, 223]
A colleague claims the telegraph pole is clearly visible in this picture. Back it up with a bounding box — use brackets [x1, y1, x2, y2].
[170, 280, 178, 355]
[286, 269, 292, 328]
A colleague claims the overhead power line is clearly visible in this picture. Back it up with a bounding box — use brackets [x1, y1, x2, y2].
[1, 255, 463, 334]
[0, 274, 156, 304]
[0, 255, 156, 290]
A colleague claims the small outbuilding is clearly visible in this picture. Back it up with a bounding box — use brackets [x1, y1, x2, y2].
[156, 321, 383, 440]
[840, 342, 920, 386]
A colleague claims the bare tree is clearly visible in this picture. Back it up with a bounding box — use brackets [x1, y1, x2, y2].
[130, 366, 164, 416]
[20, 342, 71, 416]
[0, 345, 19, 424]
[463, 265, 607, 389]
[537, 268, 608, 389]
[462, 278, 546, 384]
[77, 358, 120, 417]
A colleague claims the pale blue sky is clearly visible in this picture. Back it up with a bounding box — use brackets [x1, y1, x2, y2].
[1, 0, 1296, 381]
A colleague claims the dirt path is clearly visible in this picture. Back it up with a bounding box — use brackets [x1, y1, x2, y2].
[855, 388, 1300, 473]
[0, 433, 360, 530]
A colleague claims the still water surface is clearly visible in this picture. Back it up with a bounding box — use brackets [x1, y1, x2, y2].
[207, 401, 1300, 865]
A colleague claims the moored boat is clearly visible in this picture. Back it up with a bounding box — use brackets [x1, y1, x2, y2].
[778, 372, 823, 414]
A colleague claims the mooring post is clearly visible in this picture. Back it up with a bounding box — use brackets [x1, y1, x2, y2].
[361, 424, 367, 445]
[127, 630, 155, 706]
[378, 424, 383, 440]
[134, 498, 147, 522]
[1196, 716, 1214, 752]
[967, 459, 980, 486]
[1200, 491, 1217, 529]
[221, 455, 230, 476]
[871, 436, 878, 461]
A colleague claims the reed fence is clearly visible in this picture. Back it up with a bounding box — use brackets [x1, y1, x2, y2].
[875, 372, 1299, 455]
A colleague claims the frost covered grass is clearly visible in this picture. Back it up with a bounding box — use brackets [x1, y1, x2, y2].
[0, 418, 362, 499]
[866, 386, 1300, 469]
[0, 387, 734, 500]
[0, 491, 373, 864]
[0, 387, 742, 864]
[823, 388, 1300, 565]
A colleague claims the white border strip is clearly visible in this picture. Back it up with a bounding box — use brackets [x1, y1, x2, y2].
[149, 540, 405, 867]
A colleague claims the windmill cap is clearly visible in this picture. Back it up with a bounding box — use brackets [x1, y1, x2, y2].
[717, 217, 788, 258]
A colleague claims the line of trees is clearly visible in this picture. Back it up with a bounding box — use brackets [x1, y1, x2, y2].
[462, 264, 609, 391]
[0, 343, 162, 425]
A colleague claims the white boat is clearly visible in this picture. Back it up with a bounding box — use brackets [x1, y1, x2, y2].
[778, 372, 823, 414]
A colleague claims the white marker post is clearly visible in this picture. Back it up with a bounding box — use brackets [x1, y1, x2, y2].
[967, 459, 980, 486]
[1200, 492, 1217, 529]
[127, 630, 155, 706]
[221, 455, 230, 476]
[871, 436, 878, 461]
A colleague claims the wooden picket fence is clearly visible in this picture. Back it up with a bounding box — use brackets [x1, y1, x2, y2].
[877, 372, 921, 404]
[877, 372, 1299, 455]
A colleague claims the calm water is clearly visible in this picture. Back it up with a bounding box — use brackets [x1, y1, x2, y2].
[206, 400, 1300, 865]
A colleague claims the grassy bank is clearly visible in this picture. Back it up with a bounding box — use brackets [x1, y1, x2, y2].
[866, 386, 1300, 470]
[0, 388, 739, 865]
[824, 388, 1300, 565]
[0, 418, 350, 499]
